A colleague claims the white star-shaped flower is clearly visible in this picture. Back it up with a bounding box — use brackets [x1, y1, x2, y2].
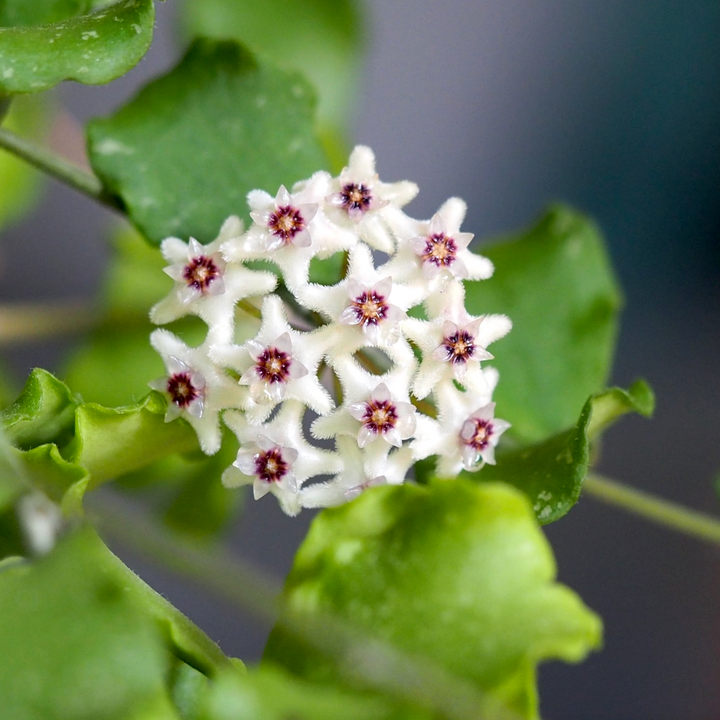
[311, 349, 418, 448]
[295, 243, 421, 351]
[149, 329, 245, 455]
[222, 401, 342, 516]
[411, 368, 509, 477]
[221, 173, 357, 292]
[402, 281, 511, 398]
[209, 295, 333, 424]
[325, 145, 418, 253]
[150, 216, 277, 344]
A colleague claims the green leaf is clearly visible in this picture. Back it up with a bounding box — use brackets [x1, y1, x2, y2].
[203, 665, 428, 720]
[2, 368, 200, 508]
[265, 480, 602, 719]
[0, 431, 25, 512]
[87, 38, 328, 245]
[0, 368, 78, 449]
[67, 391, 199, 485]
[162, 432, 241, 540]
[464, 381, 655, 524]
[0, 526, 170, 720]
[0, 1, 96, 28]
[169, 661, 209, 720]
[180, 0, 362, 139]
[467, 206, 622, 444]
[90, 529, 234, 677]
[0, 0, 155, 95]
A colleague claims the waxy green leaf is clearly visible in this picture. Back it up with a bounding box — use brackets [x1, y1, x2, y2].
[0, 0, 155, 95]
[2, 369, 200, 512]
[0, 526, 170, 720]
[204, 665, 429, 720]
[0, 368, 78, 449]
[464, 381, 655, 524]
[180, 0, 363, 143]
[467, 206, 622, 444]
[0, 1, 94, 28]
[265, 480, 602, 719]
[87, 38, 328, 245]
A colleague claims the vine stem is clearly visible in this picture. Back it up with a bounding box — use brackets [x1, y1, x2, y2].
[0, 125, 123, 212]
[91, 493, 519, 720]
[584, 473, 720, 546]
[0, 300, 97, 344]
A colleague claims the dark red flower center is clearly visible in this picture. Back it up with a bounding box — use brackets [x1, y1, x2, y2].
[183, 255, 221, 292]
[464, 419, 494, 451]
[254, 448, 289, 483]
[166, 372, 200, 408]
[255, 347, 291, 384]
[361, 399, 398, 435]
[268, 205, 305, 242]
[340, 183, 373, 214]
[350, 290, 389, 326]
[422, 233, 458, 268]
[442, 330, 476, 364]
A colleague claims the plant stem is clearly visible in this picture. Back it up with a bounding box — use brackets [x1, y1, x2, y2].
[91, 493, 519, 720]
[0, 126, 123, 212]
[584, 473, 720, 546]
[0, 300, 97, 344]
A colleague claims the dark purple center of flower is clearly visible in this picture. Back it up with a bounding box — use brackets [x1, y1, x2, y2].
[254, 448, 289, 484]
[166, 372, 200, 408]
[183, 256, 221, 292]
[442, 330, 476, 364]
[350, 290, 389, 326]
[463, 419, 495, 452]
[422, 233, 458, 268]
[362, 399, 398, 436]
[255, 347, 291, 384]
[268, 205, 305, 242]
[340, 183, 373, 214]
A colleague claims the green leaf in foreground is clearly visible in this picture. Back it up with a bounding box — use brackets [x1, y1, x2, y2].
[265, 480, 602, 719]
[0, 0, 155, 95]
[203, 665, 428, 720]
[464, 381, 655, 524]
[180, 0, 362, 138]
[467, 206, 622, 444]
[0, 526, 170, 720]
[87, 38, 328, 245]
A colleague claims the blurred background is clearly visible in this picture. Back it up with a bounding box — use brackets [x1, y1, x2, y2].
[1, 2, 719, 718]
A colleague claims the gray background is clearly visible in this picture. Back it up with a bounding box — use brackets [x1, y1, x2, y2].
[1, 2, 719, 718]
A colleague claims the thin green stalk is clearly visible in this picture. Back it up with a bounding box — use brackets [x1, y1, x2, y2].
[584, 473, 720, 546]
[0, 125, 123, 212]
[90, 493, 519, 720]
[0, 300, 97, 344]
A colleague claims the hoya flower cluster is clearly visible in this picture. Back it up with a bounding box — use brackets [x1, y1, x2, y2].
[149, 147, 511, 516]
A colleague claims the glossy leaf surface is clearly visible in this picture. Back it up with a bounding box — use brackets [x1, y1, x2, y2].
[0, 0, 155, 94]
[467, 206, 622, 444]
[0, 527, 169, 720]
[87, 38, 328, 245]
[465, 381, 655, 524]
[180, 0, 362, 143]
[265, 480, 602, 719]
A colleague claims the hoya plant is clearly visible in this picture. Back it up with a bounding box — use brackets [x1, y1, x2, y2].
[0, 2, 717, 719]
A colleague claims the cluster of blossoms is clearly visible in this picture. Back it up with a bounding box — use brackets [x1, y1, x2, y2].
[149, 147, 511, 515]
